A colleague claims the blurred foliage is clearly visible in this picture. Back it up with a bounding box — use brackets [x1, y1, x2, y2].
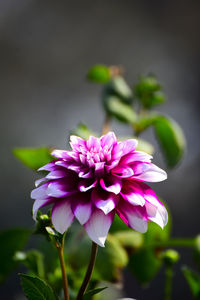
[87, 65, 111, 83]
[13, 147, 54, 170]
[0, 228, 31, 283]
[182, 266, 200, 299]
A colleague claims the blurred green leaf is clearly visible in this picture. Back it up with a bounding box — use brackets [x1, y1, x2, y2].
[83, 287, 108, 300]
[136, 138, 155, 155]
[153, 116, 185, 168]
[182, 266, 200, 299]
[114, 230, 143, 249]
[103, 95, 137, 124]
[14, 250, 45, 279]
[134, 114, 185, 168]
[87, 65, 111, 83]
[71, 123, 95, 140]
[134, 75, 164, 108]
[13, 147, 54, 170]
[95, 234, 128, 281]
[106, 76, 133, 103]
[194, 235, 200, 272]
[20, 273, 57, 300]
[128, 208, 171, 285]
[0, 228, 31, 283]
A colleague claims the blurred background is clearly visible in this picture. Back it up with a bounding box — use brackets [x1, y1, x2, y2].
[0, 0, 200, 299]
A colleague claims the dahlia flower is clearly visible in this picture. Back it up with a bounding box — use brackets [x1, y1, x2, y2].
[31, 132, 168, 247]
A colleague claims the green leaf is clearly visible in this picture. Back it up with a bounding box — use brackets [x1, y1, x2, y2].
[194, 235, 200, 271]
[134, 114, 186, 168]
[14, 250, 45, 279]
[106, 76, 133, 103]
[182, 266, 200, 299]
[71, 123, 95, 140]
[20, 273, 57, 300]
[87, 65, 111, 83]
[134, 75, 164, 109]
[153, 116, 186, 168]
[103, 95, 137, 124]
[13, 147, 54, 170]
[83, 287, 108, 300]
[0, 228, 31, 283]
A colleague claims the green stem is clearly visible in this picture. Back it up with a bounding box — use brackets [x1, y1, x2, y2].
[164, 265, 173, 300]
[76, 242, 98, 300]
[148, 237, 196, 249]
[56, 238, 69, 300]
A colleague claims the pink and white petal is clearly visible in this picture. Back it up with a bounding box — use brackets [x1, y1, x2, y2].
[51, 200, 74, 234]
[92, 189, 118, 215]
[35, 177, 47, 187]
[121, 188, 145, 206]
[79, 170, 93, 179]
[111, 142, 124, 160]
[111, 166, 134, 178]
[31, 183, 48, 200]
[46, 170, 67, 179]
[51, 149, 71, 159]
[73, 202, 92, 225]
[122, 139, 138, 155]
[100, 132, 117, 148]
[130, 162, 151, 176]
[87, 136, 100, 150]
[32, 198, 54, 220]
[84, 210, 114, 247]
[134, 163, 167, 182]
[70, 135, 86, 151]
[100, 177, 122, 195]
[120, 151, 152, 165]
[38, 161, 56, 171]
[126, 210, 148, 233]
[47, 181, 70, 198]
[146, 201, 168, 228]
[95, 162, 105, 176]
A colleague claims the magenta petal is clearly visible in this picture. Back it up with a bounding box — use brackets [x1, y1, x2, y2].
[117, 202, 147, 233]
[120, 151, 152, 165]
[84, 209, 114, 247]
[122, 139, 138, 155]
[92, 189, 118, 214]
[70, 135, 86, 151]
[35, 177, 47, 187]
[78, 179, 97, 192]
[51, 149, 71, 159]
[31, 183, 48, 200]
[100, 177, 122, 195]
[111, 165, 134, 178]
[46, 170, 67, 179]
[100, 132, 117, 148]
[51, 200, 74, 234]
[78, 170, 93, 178]
[73, 202, 92, 225]
[133, 163, 167, 182]
[47, 181, 72, 198]
[38, 161, 56, 171]
[120, 183, 145, 206]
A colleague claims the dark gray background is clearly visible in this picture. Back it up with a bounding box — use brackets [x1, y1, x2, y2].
[0, 0, 200, 299]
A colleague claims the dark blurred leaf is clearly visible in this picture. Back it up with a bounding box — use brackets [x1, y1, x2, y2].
[194, 235, 200, 272]
[106, 76, 133, 103]
[134, 75, 164, 108]
[103, 95, 137, 124]
[71, 123, 95, 140]
[153, 116, 185, 168]
[13, 147, 54, 170]
[87, 65, 111, 83]
[182, 266, 200, 299]
[0, 228, 31, 283]
[14, 250, 45, 279]
[83, 287, 107, 300]
[20, 273, 57, 300]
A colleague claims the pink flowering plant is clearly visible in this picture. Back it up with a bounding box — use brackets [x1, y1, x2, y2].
[1, 65, 200, 300]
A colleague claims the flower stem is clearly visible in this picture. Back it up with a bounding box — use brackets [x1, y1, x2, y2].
[164, 265, 173, 300]
[102, 115, 111, 135]
[56, 238, 69, 300]
[76, 242, 98, 300]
